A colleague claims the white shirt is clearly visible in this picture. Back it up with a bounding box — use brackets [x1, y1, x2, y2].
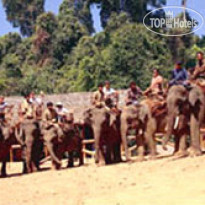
[0, 102, 8, 113]
[103, 87, 116, 98]
[56, 107, 69, 116]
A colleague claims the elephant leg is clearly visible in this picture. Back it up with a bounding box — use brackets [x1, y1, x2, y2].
[174, 134, 188, 157]
[136, 134, 145, 161]
[21, 146, 28, 174]
[174, 134, 180, 154]
[25, 147, 32, 173]
[67, 152, 74, 168]
[189, 114, 202, 157]
[144, 132, 157, 159]
[113, 143, 122, 163]
[46, 142, 61, 169]
[93, 127, 103, 164]
[144, 120, 157, 159]
[1, 161, 7, 177]
[79, 142, 84, 166]
[33, 141, 43, 171]
[104, 145, 112, 165]
[120, 122, 130, 161]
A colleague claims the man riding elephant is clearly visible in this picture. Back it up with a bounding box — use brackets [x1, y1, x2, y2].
[103, 81, 119, 110]
[42, 103, 83, 169]
[169, 62, 188, 87]
[91, 83, 105, 108]
[192, 51, 205, 80]
[162, 54, 205, 157]
[125, 81, 142, 106]
[144, 68, 164, 99]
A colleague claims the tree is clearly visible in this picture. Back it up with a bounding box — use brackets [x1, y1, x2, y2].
[53, 0, 91, 66]
[90, 0, 166, 27]
[166, 12, 195, 63]
[33, 12, 57, 67]
[2, 0, 45, 36]
[0, 32, 22, 62]
[57, 22, 172, 92]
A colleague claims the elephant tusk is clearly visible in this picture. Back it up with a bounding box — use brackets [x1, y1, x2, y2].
[174, 116, 179, 130]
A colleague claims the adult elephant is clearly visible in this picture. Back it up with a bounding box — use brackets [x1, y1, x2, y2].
[15, 119, 43, 173]
[0, 122, 17, 177]
[83, 107, 121, 165]
[162, 85, 205, 156]
[120, 101, 160, 161]
[43, 122, 83, 169]
[121, 94, 191, 161]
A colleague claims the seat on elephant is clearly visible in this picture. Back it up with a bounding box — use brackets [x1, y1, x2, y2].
[142, 99, 167, 118]
[151, 101, 167, 118]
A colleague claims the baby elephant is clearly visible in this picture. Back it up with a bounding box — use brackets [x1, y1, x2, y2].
[43, 122, 83, 170]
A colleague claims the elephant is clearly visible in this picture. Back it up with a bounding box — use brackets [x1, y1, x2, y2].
[83, 107, 121, 165]
[121, 93, 192, 161]
[163, 85, 205, 157]
[189, 84, 205, 156]
[15, 119, 43, 173]
[43, 122, 83, 169]
[0, 122, 17, 177]
[120, 102, 159, 161]
[162, 85, 191, 156]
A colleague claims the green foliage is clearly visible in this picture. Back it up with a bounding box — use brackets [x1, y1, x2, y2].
[0, 33, 22, 61]
[57, 23, 172, 92]
[166, 12, 195, 63]
[91, 0, 166, 27]
[2, 0, 45, 36]
[0, 0, 202, 95]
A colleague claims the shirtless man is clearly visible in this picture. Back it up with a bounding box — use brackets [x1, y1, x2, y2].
[192, 51, 205, 80]
[144, 68, 164, 96]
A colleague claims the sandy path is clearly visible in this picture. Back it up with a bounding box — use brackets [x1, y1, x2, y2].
[1, 153, 205, 205]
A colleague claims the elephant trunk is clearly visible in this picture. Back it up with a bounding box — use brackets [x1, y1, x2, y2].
[46, 143, 61, 166]
[162, 112, 176, 150]
[15, 127, 25, 146]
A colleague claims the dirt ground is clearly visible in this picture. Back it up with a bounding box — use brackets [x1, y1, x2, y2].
[1, 148, 205, 205]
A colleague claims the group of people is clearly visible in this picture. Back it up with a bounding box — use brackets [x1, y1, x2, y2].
[0, 51, 204, 124]
[0, 90, 73, 130]
[92, 51, 205, 109]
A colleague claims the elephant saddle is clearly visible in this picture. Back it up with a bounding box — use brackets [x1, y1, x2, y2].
[144, 99, 167, 118]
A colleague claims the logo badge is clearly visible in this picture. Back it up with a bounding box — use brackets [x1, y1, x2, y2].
[143, 6, 204, 36]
